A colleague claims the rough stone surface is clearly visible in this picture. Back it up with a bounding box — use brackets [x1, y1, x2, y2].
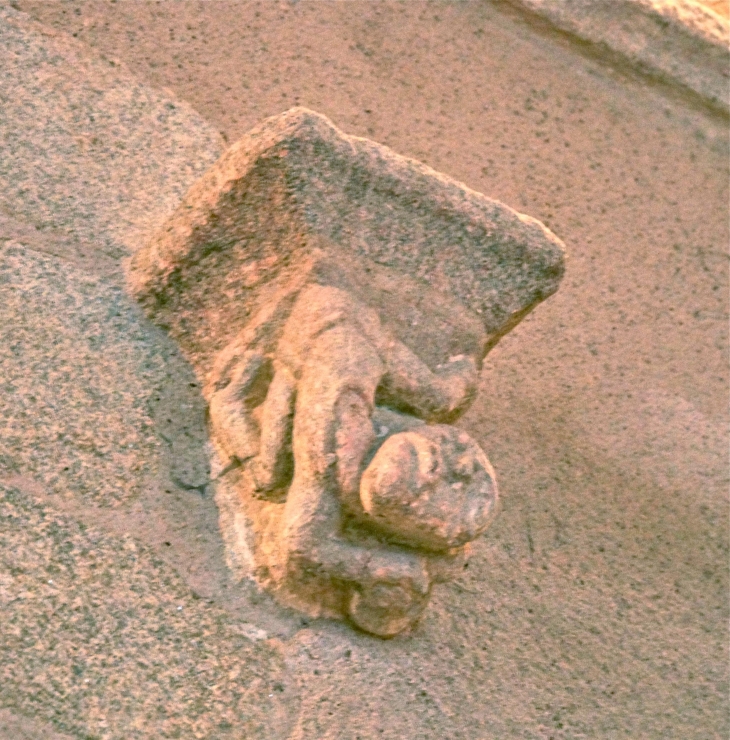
[0, 3, 222, 268]
[702, 0, 729, 18]
[0, 709, 75, 740]
[128, 107, 566, 378]
[0, 243, 164, 507]
[4, 0, 729, 736]
[0, 481, 286, 740]
[506, 0, 730, 115]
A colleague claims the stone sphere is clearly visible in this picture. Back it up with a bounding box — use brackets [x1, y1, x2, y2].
[359, 424, 498, 552]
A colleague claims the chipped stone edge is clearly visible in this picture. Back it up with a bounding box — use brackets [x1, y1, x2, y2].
[504, 0, 729, 115]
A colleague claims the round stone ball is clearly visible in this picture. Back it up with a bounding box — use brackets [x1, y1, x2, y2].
[359, 424, 499, 552]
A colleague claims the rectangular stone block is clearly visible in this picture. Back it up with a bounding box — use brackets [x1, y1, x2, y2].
[128, 107, 565, 379]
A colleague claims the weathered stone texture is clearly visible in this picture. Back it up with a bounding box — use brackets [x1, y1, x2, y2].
[129, 108, 565, 635]
[0, 3, 222, 266]
[0, 243, 163, 507]
[0, 482, 285, 740]
[129, 107, 565, 378]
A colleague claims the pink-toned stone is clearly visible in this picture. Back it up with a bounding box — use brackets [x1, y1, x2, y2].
[127, 107, 565, 378]
[128, 108, 565, 636]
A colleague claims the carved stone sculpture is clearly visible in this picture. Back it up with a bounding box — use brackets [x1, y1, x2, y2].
[127, 108, 565, 636]
[206, 280, 497, 636]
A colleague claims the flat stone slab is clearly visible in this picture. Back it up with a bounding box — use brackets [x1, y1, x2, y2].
[0, 243, 164, 507]
[0, 3, 224, 507]
[129, 107, 565, 379]
[0, 708, 75, 740]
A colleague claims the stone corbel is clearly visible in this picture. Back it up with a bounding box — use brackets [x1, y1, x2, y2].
[127, 108, 565, 636]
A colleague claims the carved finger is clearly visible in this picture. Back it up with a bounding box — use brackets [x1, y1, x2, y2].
[208, 389, 260, 462]
[208, 351, 272, 461]
[250, 366, 296, 495]
[334, 389, 375, 509]
[378, 339, 478, 422]
[368, 550, 431, 596]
